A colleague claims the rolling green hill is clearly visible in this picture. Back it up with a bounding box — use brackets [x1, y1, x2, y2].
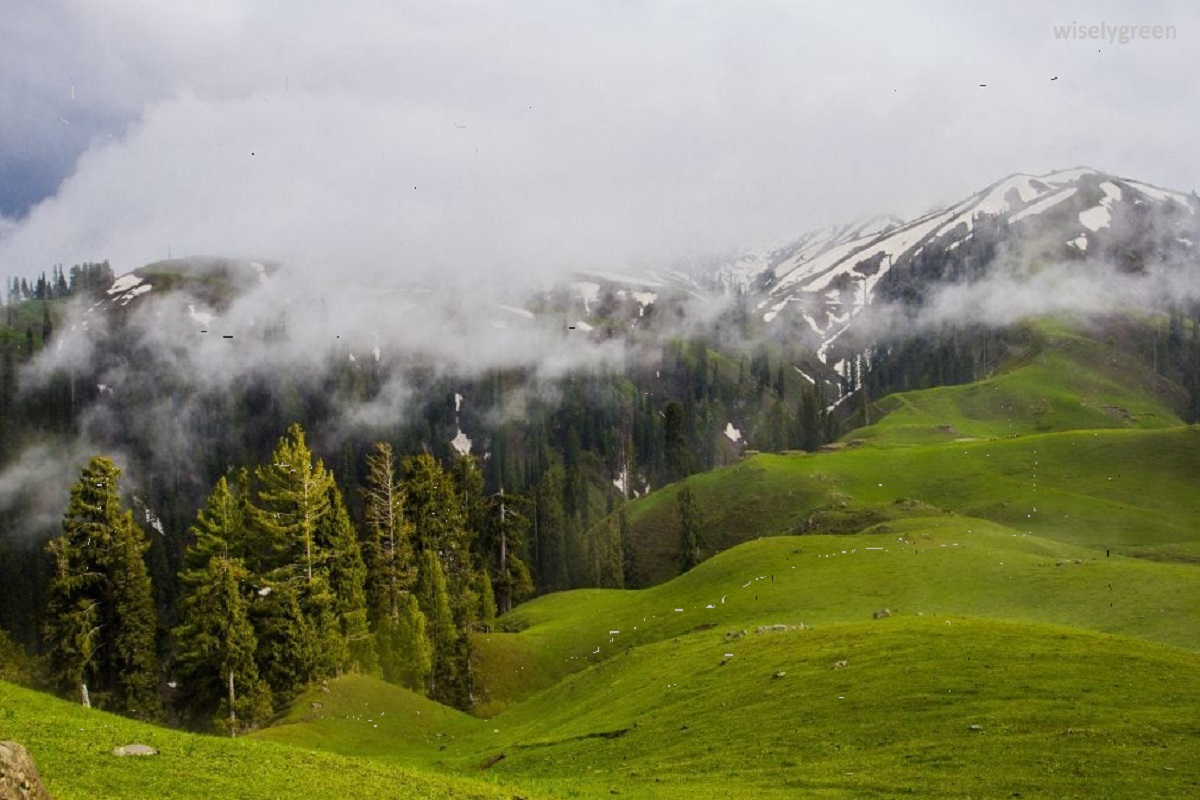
[249, 524, 1200, 798]
[8, 315, 1199, 800]
[619, 426, 1200, 586]
[0, 678, 537, 800]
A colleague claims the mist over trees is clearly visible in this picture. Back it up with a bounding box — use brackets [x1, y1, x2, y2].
[2, 204, 1200, 728]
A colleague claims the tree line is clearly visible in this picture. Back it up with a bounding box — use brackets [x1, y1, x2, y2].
[41, 424, 532, 733]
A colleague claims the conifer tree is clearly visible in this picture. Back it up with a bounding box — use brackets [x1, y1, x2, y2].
[44, 456, 162, 719]
[248, 425, 352, 696]
[619, 506, 636, 588]
[173, 555, 271, 734]
[252, 424, 333, 583]
[362, 442, 428, 687]
[386, 593, 431, 692]
[415, 549, 458, 702]
[320, 483, 375, 674]
[678, 486, 702, 571]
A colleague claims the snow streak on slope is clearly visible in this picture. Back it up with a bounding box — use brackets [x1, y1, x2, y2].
[742, 167, 1200, 363]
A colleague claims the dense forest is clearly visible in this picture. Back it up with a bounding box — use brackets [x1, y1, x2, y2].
[0, 260, 855, 725]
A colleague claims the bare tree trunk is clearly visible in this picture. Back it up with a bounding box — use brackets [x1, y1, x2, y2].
[499, 488, 511, 615]
[80, 682, 90, 709]
[228, 669, 237, 737]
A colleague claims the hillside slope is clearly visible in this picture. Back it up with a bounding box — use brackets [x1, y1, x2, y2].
[251, 523, 1200, 798]
[0, 679, 535, 800]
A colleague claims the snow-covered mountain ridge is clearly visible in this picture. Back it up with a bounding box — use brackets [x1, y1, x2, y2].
[716, 167, 1199, 363]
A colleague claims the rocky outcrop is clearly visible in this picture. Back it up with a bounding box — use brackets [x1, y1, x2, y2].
[112, 744, 157, 757]
[0, 741, 52, 800]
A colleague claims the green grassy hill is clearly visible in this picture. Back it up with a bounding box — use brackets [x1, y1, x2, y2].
[855, 319, 1185, 445]
[242, 519, 1200, 798]
[8, 314, 1199, 799]
[0, 678, 538, 800]
[620, 426, 1200, 586]
[616, 316, 1198, 586]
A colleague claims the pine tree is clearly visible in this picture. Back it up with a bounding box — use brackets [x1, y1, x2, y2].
[415, 549, 457, 703]
[678, 487, 702, 571]
[108, 511, 163, 719]
[482, 488, 534, 615]
[252, 424, 333, 584]
[319, 484, 375, 675]
[619, 506, 635, 588]
[479, 569, 496, 633]
[44, 456, 162, 719]
[533, 463, 567, 590]
[362, 442, 428, 687]
[247, 424, 350, 697]
[384, 593, 431, 692]
[173, 554, 271, 734]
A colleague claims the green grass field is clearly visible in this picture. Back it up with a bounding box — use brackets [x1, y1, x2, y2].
[7, 315, 1199, 799]
[620, 425, 1200, 586]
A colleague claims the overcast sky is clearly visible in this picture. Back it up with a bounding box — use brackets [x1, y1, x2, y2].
[1, 0, 1197, 286]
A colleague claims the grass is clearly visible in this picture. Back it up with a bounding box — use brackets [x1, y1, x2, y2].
[11, 514, 1200, 799]
[619, 425, 1200, 586]
[854, 319, 1184, 445]
[473, 617, 1200, 799]
[250, 522, 1200, 797]
[9, 314, 1200, 799]
[0, 679, 539, 800]
[472, 523, 1200, 712]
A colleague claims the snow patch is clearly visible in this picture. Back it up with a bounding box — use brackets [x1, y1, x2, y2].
[631, 291, 657, 317]
[455, 393, 463, 413]
[1125, 180, 1194, 209]
[188, 304, 215, 326]
[107, 274, 143, 295]
[723, 422, 742, 443]
[1069, 234, 1088, 251]
[613, 467, 628, 495]
[116, 284, 152, 306]
[572, 320, 594, 332]
[1079, 182, 1121, 232]
[570, 281, 601, 313]
[1007, 187, 1077, 224]
[450, 429, 472, 456]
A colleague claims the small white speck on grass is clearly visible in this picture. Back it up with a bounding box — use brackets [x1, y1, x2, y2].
[610, 630, 620, 635]
[706, 604, 715, 609]
[675, 608, 684, 612]
[838, 696, 845, 700]
[493, 729, 499, 733]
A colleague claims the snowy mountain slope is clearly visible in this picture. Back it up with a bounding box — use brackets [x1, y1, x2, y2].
[728, 168, 1199, 365]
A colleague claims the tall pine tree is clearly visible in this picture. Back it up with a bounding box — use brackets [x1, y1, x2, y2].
[44, 456, 162, 719]
[174, 475, 272, 732]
